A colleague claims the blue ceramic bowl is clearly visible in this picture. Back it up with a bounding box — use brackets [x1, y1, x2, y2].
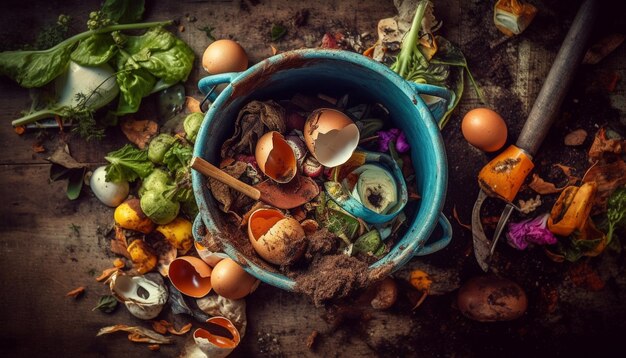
[192, 49, 452, 291]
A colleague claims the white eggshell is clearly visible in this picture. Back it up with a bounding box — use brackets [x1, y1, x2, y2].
[90, 166, 129, 207]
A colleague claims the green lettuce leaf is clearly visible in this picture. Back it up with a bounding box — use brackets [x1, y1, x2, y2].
[104, 144, 154, 182]
[101, 0, 145, 24]
[71, 34, 118, 66]
[0, 44, 74, 88]
[115, 66, 156, 115]
[163, 142, 193, 173]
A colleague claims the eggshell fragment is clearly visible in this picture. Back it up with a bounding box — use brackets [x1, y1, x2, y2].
[210, 258, 259, 300]
[168, 256, 213, 298]
[255, 131, 297, 183]
[195, 241, 229, 267]
[461, 108, 508, 152]
[457, 275, 528, 322]
[247, 208, 306, 265]
[304, 108, 360, 167]
[202, 39, 248, 74]
[190, 316, 241, 358]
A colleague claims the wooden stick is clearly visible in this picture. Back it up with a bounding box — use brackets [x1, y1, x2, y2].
[191, 156, 261, 200]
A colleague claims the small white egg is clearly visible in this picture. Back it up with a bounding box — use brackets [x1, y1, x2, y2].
[90, 166, 129, 207]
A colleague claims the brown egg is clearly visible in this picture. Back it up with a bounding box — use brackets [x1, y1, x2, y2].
[255, 131, 297, 183]
[247, 208, 306, 265]
[457, 275, 528, 322]
[461, 108, 508, 152]
[168, 256, 213, 298]
[303, 108, 360, 167]
[202, 39, 248, 74]
[210, 258, 259, 300]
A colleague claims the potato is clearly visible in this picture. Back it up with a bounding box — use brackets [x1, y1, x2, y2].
[457, 275, 527, 322]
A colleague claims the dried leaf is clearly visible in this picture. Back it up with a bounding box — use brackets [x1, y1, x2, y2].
[270, 45, 278, 56]
[47, 142, 84, 169]
[113, 258, 125, 269]
[120, 118, 159, 149]
[528, 174, 560, 194]
[306, 330, 318, 350]
[452, 205, 471, 231]
[583, 160, 626, 213]
[220, 100, 286, 159]
[152, 239, 177, 277]
[148, 344, 160, 351]
[152, 320, 168, 335]
[92, 295, 118, 313]
[14, 126, 25, 135]
[96, 267, 120, 282]
[168, 322, 192, 335]
[111, 225, 131, 259]
[588, 128, 626, 163]
[66, 286, 85, 298]
[208, 161, 248, 212]
[97, 325, 175, 344]
[185, 96, 201, 113]
[554, 164, 578, 182]
[583, 33, 625, 65]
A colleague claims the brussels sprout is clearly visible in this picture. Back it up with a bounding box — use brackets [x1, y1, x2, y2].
[148, 134, 176, 164]
[183, 112, 205, 143]
[140, 190, 180, 225]
[139, 168, 173, 197]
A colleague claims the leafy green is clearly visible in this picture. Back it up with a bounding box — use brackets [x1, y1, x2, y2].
[607, 187, 626, 244]
[390, 1, 482, 128]
[271, 24, 287, 41]
[71, 34, 118, 65]
[315, 192, 360, 244]
[122, 27, 195, 85]
[101, 0, 145, 24]
[198, 26, 216, 41]
[114, 66, 156, 115]
[163, 142, 193, 173]
[104, 144, 154, 183]
[0, 45, 74, 88]
[32, 14, 71, 50]
[0, 21, 171, 89]
[92, 295, 118, 313]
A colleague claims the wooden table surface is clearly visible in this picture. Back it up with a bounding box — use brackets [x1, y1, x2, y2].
[1, 0, 625, 357]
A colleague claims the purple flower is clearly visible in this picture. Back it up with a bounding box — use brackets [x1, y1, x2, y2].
[506, 213, 558, 250]
[377, 128, 410, 153]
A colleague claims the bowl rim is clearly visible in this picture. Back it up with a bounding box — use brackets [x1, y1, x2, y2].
[192, 49, 448, 291]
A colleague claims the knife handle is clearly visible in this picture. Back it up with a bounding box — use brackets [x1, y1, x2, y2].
[516, 0, 598, 156]
[191, 156, 261, 201]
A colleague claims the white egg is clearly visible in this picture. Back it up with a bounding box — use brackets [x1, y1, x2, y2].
[90, 166, 129, 207]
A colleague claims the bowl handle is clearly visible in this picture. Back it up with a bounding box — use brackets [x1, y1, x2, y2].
[413, 213, 453, 256]
[197, 72, 240, 110]
[192, 214, 205, 242]
[409, 82, 452, 124]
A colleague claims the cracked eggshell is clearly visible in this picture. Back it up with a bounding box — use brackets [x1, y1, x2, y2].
[183, 316, 241, 358]
[168, 256, 213, 298]
[255, 131, 297, 183]
[304, 108, 360, 167]
[197, 295, 247, 338]
[247, 208, 306, 265]
[109, 271, 168, 320]
[195, 241, 229, 267]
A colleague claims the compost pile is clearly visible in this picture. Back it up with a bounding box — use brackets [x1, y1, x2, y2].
[203, 94, 420, 305]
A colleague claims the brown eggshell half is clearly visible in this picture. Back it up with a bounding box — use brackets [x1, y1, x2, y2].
[210, 258, 259, 300]
[303, 108, 360, 167]
[255, 131, 297, 183]
[247, 208, 306, 265]
[457, 275, 528, 322]
[168, 256, 213, 298]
